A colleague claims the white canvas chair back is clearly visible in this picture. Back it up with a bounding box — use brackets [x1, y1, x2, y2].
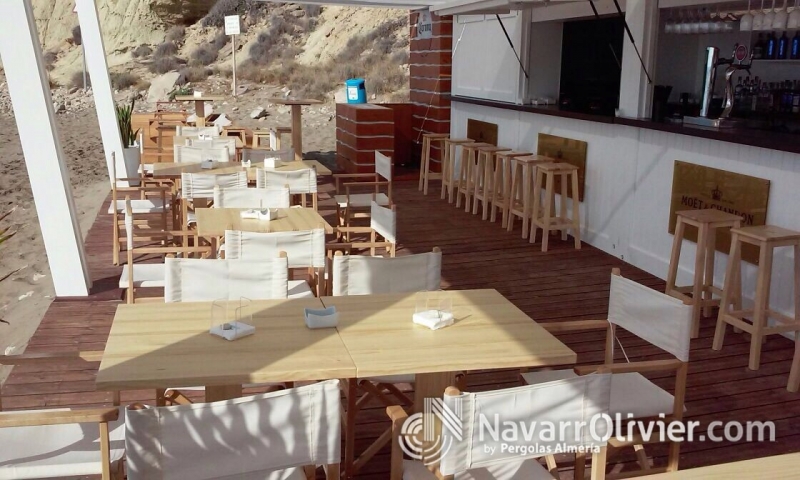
[440, 374, 612, 475]
[176, 125, 220, 137]
[242, 148, 295, 163]
[608, 273, 693, 362]
[125, 380, 341, 480]
[375, 150, 392, 181]
[332, 249, 441, 296]
[213, 186, 290, 209]
[225, 229, 326, 268]
[187, 138, 237, 160]
[174, 145, 230, 163]
[181, 172, 247, 200]
[370, 201, 396, 244]
[256, 168, 317, 194]
[164, 256, 288, 302]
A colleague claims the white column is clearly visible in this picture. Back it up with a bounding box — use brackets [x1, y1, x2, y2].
[76, 0, 127, 187]
[618, 0, 658, 118]
[0, 0, 91, 296]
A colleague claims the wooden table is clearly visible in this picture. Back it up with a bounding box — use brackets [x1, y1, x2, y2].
[322, 289, 576, 404]
[641, 453, 800, 479]
[195, 207, 333, 237]
[95, 298, 356, 402]
[150, 160, 332, 180]
[269, 98, 322, 161]
[174, 95, 225, 127]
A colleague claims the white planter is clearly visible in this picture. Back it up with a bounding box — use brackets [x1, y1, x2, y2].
[122, 145, 141, 187]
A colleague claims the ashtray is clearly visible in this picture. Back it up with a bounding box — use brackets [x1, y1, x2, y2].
[264, 157, 283, 169]
[210, 321, 255, 341]
[201, 160, 216, 169]
[304, 306, 339, 329]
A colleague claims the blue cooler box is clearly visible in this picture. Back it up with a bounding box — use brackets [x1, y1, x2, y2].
[345, 78, 367, 104]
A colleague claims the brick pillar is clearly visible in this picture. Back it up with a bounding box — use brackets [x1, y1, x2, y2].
[409, 11, 453, 172]
[336, 103, 395, 174]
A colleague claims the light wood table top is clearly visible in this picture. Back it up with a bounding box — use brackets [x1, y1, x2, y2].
[268, 98, 323, 106]
[320, 289, 576, 378]
[174, 95, 226, 102]
[150, 160, 332, 180]
[195, 207, 333, 237]
[96, 297, 356, 390]
[641, 453, 800, 479]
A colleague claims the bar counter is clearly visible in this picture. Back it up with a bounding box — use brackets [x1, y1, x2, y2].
[448, 95, 800, 155]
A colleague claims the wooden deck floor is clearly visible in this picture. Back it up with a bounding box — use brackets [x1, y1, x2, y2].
[3, 179, 800, 478]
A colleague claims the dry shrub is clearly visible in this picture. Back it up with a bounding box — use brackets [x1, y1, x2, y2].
[390, 50, 409, 65]
[132, 45, 153, 58]
[165, 26, 185, 44]
[190, 46, 219, 66]
[213, 31, 229, 50]
[203, 0, 269, 28]
[70, 70, 89, 89]
[43, 50, 58, 70]
[149, 56, 182, 74]
[72, 25, 82, 46]
[178, 66, 211, 84]
[154, 41, 178, 58]
[135, 79, 151, 91]
[302, 5, 321, 17]
[110, 72, 140, 89]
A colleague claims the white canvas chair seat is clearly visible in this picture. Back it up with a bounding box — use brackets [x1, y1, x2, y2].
[0, 407, 126, 480]
[521, 370, 677, 418]
[188, 138, 237, 160]
[256, 168, 317, 194]
[242, 148, 294, 163]
[174, 144, 230, 163]
[165, 256, 289, 302]
[335, 192, 390, 208]
[224, 229, 325, 268]
[125, 380, 341, 480]
[402, 457, 553, 480]
[214, 186, 291, 209]
[108, 198, 168, 215]
[119, 263, 165, 289]
[181, 172, 247, 200]
[176, 125, 221, 137]
[186, 211, 197, 225]
[332, 249, 442, 296]
[288, 279, 314, 298]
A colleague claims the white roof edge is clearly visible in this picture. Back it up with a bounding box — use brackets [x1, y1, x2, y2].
[256, 0, 437, 8]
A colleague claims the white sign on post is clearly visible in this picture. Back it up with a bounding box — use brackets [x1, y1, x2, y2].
[416, 9, 432, 39]
[225, 15, 240, 96]
[224, 15, 240, 35]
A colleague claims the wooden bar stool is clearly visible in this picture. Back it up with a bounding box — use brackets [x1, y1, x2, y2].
[271, 126, 292, 149]
[491, 151, 531, 226]
[713, 225, 800, 373]
[665, 210, 743, 338]
[472, 145, 511, 219]
[529, 162, 581, 252]
[251, 129, 271, 148]
[441, 138, 474, 202]
[419, 133, 449, 195]
[455, 142, 492, 212]
[506, 155, 553, 239]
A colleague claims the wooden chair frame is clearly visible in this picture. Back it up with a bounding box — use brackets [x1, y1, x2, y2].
[0, 351, 124, 480]
[334, 153, 393, 235]
[537, 268, 689, 479]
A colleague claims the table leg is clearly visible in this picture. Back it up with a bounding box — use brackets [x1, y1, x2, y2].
[291, 104, 302, 162]
[205, 384, 242, 402]
[414, 371, 458, 468]
[196, 100, 206, 127]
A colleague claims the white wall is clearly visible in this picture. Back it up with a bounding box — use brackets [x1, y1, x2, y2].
[451, 101, 800, 317]
[452, 13, 524, 102]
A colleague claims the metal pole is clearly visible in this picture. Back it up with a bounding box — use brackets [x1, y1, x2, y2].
[232, 35, 237, 97]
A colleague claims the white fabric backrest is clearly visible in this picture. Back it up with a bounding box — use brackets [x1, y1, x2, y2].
[164, 257, 288, 302]
[440, 374, 612, 475]
[174, 145, 230, 163]
[256, 168, 317, 193]
[213, 186, 290, 209]
[176, 125, 220, 137]
[241, 148, 295, 163]
[225, 229, 326, 268]
[124, 198, 134, 247]
[332, 250, 441, 296]
[608, 273, 693, 362]
[188, 138, 237, 160]
[370, 201, 396, 244]
[375, 151, 392, 181]
[125, 380, 341, 480]
[181, 172, 247, 200]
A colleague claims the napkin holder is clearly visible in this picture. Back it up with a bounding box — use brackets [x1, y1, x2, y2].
[412, 310, 454, 330]
[242, 160, 252, 168]
[210, 321, 255, 341]
[193, 91, 203, 98]
[240, 208, 277, 221]
[304, 307, 338, 329]
[264, 157, 283, 169]
[201, 160, 216, 170]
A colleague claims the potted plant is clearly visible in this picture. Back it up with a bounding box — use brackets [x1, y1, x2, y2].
[115, 98, 141, 186]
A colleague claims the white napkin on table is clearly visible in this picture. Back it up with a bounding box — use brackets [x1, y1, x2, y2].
[413, 310, 454, 330]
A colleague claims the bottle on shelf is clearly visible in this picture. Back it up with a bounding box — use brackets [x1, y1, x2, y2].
[767, 32, 778, 59]
[778, 32, 789, 60]
[753, 33, 766, 59]
[792, 31, 800, 60]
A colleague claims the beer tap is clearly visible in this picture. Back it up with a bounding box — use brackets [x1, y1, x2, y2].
[720, 46, 753, 119]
